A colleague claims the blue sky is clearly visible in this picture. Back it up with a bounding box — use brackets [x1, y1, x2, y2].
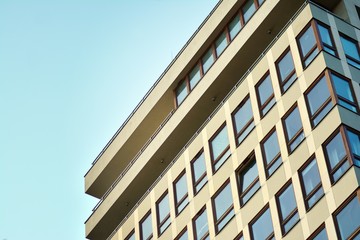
[0, 1, 218, 239]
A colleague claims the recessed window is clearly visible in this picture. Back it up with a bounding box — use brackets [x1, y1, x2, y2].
[215, 31, 228, 57]
[323, 126, 360, 183]
[242, 0, 256, 23]
[256, 72, 276, 117]
[189, 64, 201, 90]
[339, 33, 360, 69]
[156, 191, 171, 236]
[276, 182, 299, 235]
[140, 211, 153, 240]
[237, 153, 260, 206]
[175, 227, 188, 240]
[193, 207, 209, 240]
[276, 48, 297, 93]
[261, 128, 282, 177]
[333, 190, 360, 240]
[124, 230, 135, 240]
[297, 20, 336, 67]
[175, 80, 189, 106]
[330, 72, 358, 113]
[299, 156, 324, 210]
[174, 171, 189, 215]
[229, 14, 241, 40]
[202, 48, 215, 74]
[282, 104, 305, 153]
[209, 124, 231, 172]
[249, 206, 274, 240]
[307, 224, 328, 240]
[191, 150, 208, 195]
[232, 95, 255, 145]
[212, 180, 235, 233]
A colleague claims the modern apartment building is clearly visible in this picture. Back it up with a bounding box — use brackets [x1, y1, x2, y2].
[84, 0, 360, 239]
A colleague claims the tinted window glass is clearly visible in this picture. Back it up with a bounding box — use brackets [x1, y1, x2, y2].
[242, 0, 256, 23]
[215, 31, 228, 57]
[174, 173, 189, 214]
[194, 209, 209, 240]
[239, 158, 260, 205]
[213, 183, 234, 232]
[331, 73, 357, 112]
[340, 35, 360, 68]
[210, 125, 231, 171]
[257, 74, 276, 116]
[229, 15, 241, 40]
[335, 195, 360, 240]
[262, 130, 282, 177]
[251, 208, 274, 240]
[298, 25, 318, 66]
[157, 193, 171, 234]
[202, 48, 214, 74]
[176, 81, 188, 105]
[192, 152, 207, 194]
[346, 129, 360, 167]
[300, 158, 323, 209]
[189, 65, 201, 90]
[233, 97, 255, 144]
[284, 106, 304, 152]
[277, 49, 296, 92]
[277, 183, 299, 234]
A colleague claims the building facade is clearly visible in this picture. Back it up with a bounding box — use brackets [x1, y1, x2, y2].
[84, 0, 360, 239]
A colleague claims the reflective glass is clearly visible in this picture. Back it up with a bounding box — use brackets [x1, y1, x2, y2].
[284, 107, 304, 151]
[340, 35, 360, 68]
[215, 31, 228, 57]
[277, 50, 296, 91]
[233, 97, 254, 143]
[214, 184, 234, 231]
[211, 126, 230, 171]
[176, 81, 188, 105]
[141, 213, 153, 240]
[175, 173, 188, 214]
[331, 74, 357, 112]
[300, 159, 323, 208]
[336, 196, 360, 240]
[251, 208, 274, 240]
[318, 24, 336, 56]
[189, 65, 201, 90]
[176, 230, 188, 240]
[347, 130, 360, 167]
[299, 25, 318, 66]
[240, 159, 259, 204]
[229, 15, 241, 40]
[257, 74, 275, 116]
[278, 184, 299, 233]
[195, 210, 209, 240]
[242, 0, 256, 23]
[192, 152, 207, 193]
[263, 130, 282, 176]
[312, 228, 328, 240]
[202, 48, 214, 74]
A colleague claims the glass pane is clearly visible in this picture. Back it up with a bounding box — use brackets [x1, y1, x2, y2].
[242, 0, 256, 23]
[278, 50, 295, 84]
[229, 15, 241, 40]
[218, 208, 234, 231]
[141, 213, 152, 240]
[214, 184, 233, 222]
[158, 194, 170, 223]
[125, 232, 135, 240]
[215, 31, 228, 57]
[251, 208, 274, 240]
[233, 98, 253, 135]
[211, 126, 229, 161]
[241, 160, 258, 192]
[336, 196, 360, 240]
[177, 230, 188, 240]
[175, 174, 188, 203]
[331, 74, 355, 106]
[299, 25, 317, 58]
[326, 132, 346, 169]
[284, 107, 303, 141]
[202, 48, 214, 74]
[306, 76, 331, 117]
[340, 36, 360, 62]
[176, 81, 188, 105]
[308, 188, 324, 209]
[263, 131, 281, 164]
[301, 159, 321, 196]
[347, 130, 360, 158]
[193, 152, 206, 183]
[318, 24, 334, 49]
[312, 228, 328, 240]
[284, 212, 299, 233]
[257, 74, 274, 106]
[242, 181, 260, 204]
[278, 184, 297, 221]
[195, 210, 208, 239]
[189, 65, 201, 90]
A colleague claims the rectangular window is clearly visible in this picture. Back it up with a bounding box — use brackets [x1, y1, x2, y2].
[282, 104, 305, 153]
[229, 14, 241, 40]
[193, 207, 209, 240]
[339, 33, 360, 69]
[333, 190, 360, 240]
[189, 64, 201, 90]
[140, 211, 153, 240]
[232, 96, 255, 145]
[330, 72, 359, 113]
[276, 182, 299, 235]
[156, 191, 171, 235]
[237, 153, 260, 206]
[175, 80, 189, 106]
[175, 227, 188, 240]
[299, 156, 324, 210]
[202, 48, 215, 74]
[215, 31, 228, 57]
[297, 20, 336, 67]
[209, 124, 231, 172]
[124, 230, 135, 240]
[256, 72, 276, 117]
[174, 171, 189, 215]
[261, 128, 282, 177]
[212, 180, 235, 233]
[276, 48, 297, 92]
[242, 0, 256, 23]
[249, 206, 275, 240]
[191, 150, 208, 194]
[307, 224, 328, 240]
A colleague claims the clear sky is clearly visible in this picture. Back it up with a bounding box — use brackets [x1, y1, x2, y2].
[0, 1, 218, 239]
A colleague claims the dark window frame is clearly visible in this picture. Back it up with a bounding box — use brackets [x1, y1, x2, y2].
[249, 204, 274, 240]
[140, 210, 153, 240]
[209, 123, 231, 173]
[306, 223, 327, 240]
[333, 189, 360, 240]
[282, 103, 305, 154]
[240, 0, 263, 25]
[156, 190, 171, 236]
[255, 71, 276, 118]
[298, 155, 324, 211]
[173, 170, 189, 216]
[232, 95, 255, 145]
[236, 152, 260, 206]
[339, 32, 360, 69]
[233, 232, 244, 240]
[124, 229, 135, 240]
[276, 180, 300, 236]
[275, 47, 297, 93]
[211, 179, 235, 234]
[174, 78, 190, 107]
[174, 227, 188, 240]
[193, 206, 209, 240]
[261, 127, 282, 178]
[191, 150, 208, 195]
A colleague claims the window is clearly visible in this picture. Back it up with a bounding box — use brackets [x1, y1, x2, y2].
[189, 64, 201, 90]
[232, 96, 255, 145]
[202, 48, 215, 74]
[297, 20, 336, 67]
[140, 211, 153, 240]
[234, 233, 244, 240]
[330, 72, 358, 113]
[249, 206, 274, 240]
[282, 104, 305, 153]
[175, 227, 188, 240]
[276, 48, 297, 92]
[333, 190, 360, 240]
[323, 126, 360, 183]
[237, 153, 260, 206]
[212, 180, 234, 233]
[307, 224, 328, 240]
[229, 14, 241, 40]
[193, 207, 209, 240]
[175, 80, 189, 106]
[209, 124, 231, 172]
[339, 33, 360, 69]
[299, 156, 324, 210]
[124, 230, 135, 240]
[276, 182, 299, 235]
[156, 191, 171, 235]
[242, 0, 256, 23]
[191, 151, 208, 194]
[261, 128, 282, 177]
[174, 171, 189, 215]
[215, 31, 228, 57]
[256, 72, 276, 117]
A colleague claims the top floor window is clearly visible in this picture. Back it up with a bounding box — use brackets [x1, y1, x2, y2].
[339, 33, 360, 69]
[174, 171, 189, 215]
[232, 95, 255, 145]
[256, 72, 276, 117]
[189, 64, 201, 90]
[209, 124, 231, 172]
[276, 48, 297, 93]
[215, 31, 229, 57]
[202, 48, 215, 74]
[297, 20, 337, 67]
[229, 15, 241, 40]
[175, 80, 189, 106]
